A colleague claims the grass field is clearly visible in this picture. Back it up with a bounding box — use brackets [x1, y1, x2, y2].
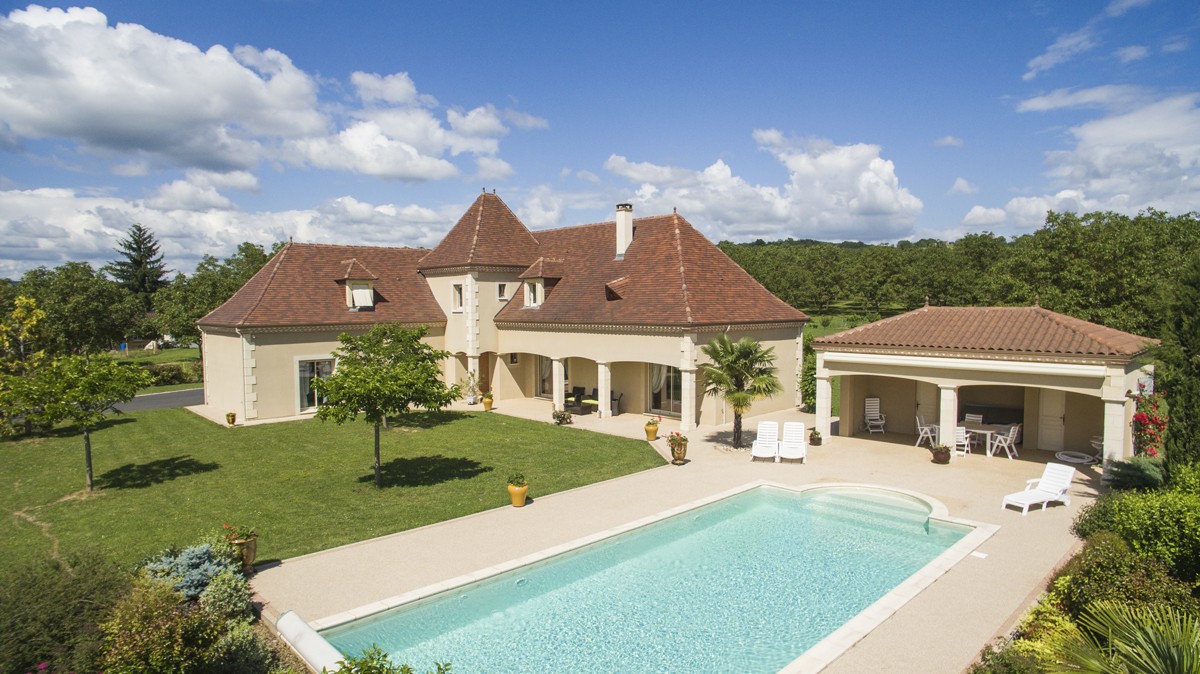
[0, 409, 665, 572]
[114, 347, 200, 364]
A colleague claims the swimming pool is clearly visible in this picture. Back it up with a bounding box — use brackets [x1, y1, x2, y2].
[318, 485, 979, 673]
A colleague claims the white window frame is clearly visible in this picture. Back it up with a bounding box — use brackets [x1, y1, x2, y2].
[295, 355, 335, 414]
[452, 283, 464, 312]
[498, 283, 508, 300]
[349, 283, 373, 308]
[524, 280, 541, 307]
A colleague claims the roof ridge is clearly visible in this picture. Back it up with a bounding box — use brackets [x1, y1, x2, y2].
[672, 213, 693, 324]
[820, 305, 928, 341]
[536, 213, 677, 234]
[1033, 306, 1127, 352]
[466, 194, 484, 264]
[240, 241, 291, 327]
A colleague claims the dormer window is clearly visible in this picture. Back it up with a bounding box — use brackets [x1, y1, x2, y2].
[524, 280, 542, 307]
[452, 284, 464, 312]
[498, 283, 508, 300]
[347, 282, 375, 311]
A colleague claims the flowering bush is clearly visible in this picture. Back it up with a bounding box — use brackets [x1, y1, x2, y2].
[645, 415, 662, 429]
[667, 432, 688, 451]
[223, 523, 256, 542]
[1129, 385, 1168, 458]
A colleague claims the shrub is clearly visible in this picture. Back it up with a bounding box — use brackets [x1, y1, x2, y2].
[967, 639, 1042, 674]
[143, 544, 238, 601]
[204, 619, 277, 674]
[100, 577, 222, 674]
[1005, 577, 1079, 670]
[1072, 490, 1200, 583]
[197, 531, 242, 568]
[199, 569, 253, 624]
[1167, 461, 1200, 494]
[0, 551, 131, 674]
[1053, 531, 1198, 619]
[330, 645, 451, 673]
[1101, 455, 1165, 490]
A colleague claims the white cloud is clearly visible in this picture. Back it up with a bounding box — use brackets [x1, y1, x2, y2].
[503, 109, 549, 129]
[1163, 37, 1188, 53]
[475, 156, 514, 181]
[964, 92, 1200, 228]
[0, 6, 324, 170]
[949, 178, 978, 195]
[576, 170, 601, 184]
[1115, 45, 1149, 63]
[1017, 85, 1145, 112]
[934, 135, 964, 147]
[0, 185, 455, 277]
[186, 169, 260, 192]
[599, 130, 922, 242]
[961, 206, 1007, 227]
[0, 7, 543, 183]
[146, 180, 235, 211]
[284, 121, 459, 180]
[1023, 0, 1152, 80]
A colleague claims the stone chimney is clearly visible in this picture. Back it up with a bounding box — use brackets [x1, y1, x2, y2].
[615, 203, 633, 259]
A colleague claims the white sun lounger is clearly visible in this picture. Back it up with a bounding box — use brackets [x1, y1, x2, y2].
[751, 421, 779, 462]
[779, 422, 807, 463]
[1001, 463, 1076, 515]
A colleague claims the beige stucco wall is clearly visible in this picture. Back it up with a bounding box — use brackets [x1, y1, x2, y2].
[1065, 391, 1103, 452]
[837, 375, 919, 436]
[201, 330, 246, 420]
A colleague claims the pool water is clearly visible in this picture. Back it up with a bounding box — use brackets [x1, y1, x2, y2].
[322, 486, 970, 673]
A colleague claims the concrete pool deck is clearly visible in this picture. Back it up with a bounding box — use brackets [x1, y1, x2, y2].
[253, 401, 1099, 673]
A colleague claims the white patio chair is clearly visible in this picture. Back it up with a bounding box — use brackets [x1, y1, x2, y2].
[914, 415, 938, 447]
[953, 426, 972, 457]
[1001, 463, 1076, 515]
[779, 422, 807, 463]
[864, 398, 886, 434]
[751, 421, 780, 462]
[990, 425, 1020, 460]
[964, 413, 984, 424]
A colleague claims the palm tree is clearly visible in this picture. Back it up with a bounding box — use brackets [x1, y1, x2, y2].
[699, 334, 781, 448]
[1051, 600, 1200, 674]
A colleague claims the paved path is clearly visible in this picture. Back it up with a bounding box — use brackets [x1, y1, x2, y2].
[253, 401, 1094, 673]
[116, 388, 204, 412]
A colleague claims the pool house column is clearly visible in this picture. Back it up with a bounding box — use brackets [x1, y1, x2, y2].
[938, 384, 958, 455]
[1102, 395, 1126, 464]
[816, 374, 832, 438]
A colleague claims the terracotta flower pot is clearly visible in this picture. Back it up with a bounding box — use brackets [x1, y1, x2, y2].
[232, 537, 257, 574]
[225, 412, 237, 427]
[931, 449, 951, 464]
[508, 483, 529, 507]
[671, 440, 688, 465]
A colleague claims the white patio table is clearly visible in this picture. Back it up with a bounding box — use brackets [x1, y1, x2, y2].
[963, 422, 997, 455]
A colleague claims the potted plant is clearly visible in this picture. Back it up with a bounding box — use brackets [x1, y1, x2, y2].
[809, 428, 822, 446]
[225, 411, 237, 427]
[929, 443, 951, 465]
[507, 472, 529, 507]
[482, 390, 494, 411]
[223, 523, 257, 574]
[553, 409, 572, 425]
[645, 415, 661, 441]
[667, 431, 688, 465]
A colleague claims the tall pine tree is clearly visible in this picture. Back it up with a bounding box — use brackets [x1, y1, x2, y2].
[1163, 254, 1200, 469]
[108, 223, 168, 313]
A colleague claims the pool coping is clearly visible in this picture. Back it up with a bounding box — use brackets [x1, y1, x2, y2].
[293, 479, 997, 673]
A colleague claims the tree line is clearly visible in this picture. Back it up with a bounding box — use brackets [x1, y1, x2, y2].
[720, 209, 1200, 339]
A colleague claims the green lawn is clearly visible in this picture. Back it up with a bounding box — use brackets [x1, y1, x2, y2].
[114, 347, 200, 364]
[0, 409, 665, 571]
[136, 382, 204, 395]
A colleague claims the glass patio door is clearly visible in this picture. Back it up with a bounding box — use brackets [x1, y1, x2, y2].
[299, 359, 333, 411]
[649, 364, 682, 416]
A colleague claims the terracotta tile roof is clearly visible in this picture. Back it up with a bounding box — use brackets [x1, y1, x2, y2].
[494, 213, 808, 328]
[417, 192, 540, 271]
[198, 243, 445, 329]
[812, 305, 1155, 359]
[337, 258, 378, 280]
[518, 257, 565, 279]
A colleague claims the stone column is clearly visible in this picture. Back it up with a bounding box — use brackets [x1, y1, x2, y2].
[680, 369, 696, 432]
[816, 375, 832, 438]
[1102, 396, 1127, 463]
[938, 385, 958, 458]
[597, 361, 612, 418]
[552, 358, 566, 411]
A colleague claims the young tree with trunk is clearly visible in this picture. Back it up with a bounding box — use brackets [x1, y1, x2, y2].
[0, 295, 51, 435]
[699, 334, 781, 448]
[37, 355, 151, 490]
[16, 262, 142, 355]
[107, 223, 168, 313]
[313, 324, 460, 488]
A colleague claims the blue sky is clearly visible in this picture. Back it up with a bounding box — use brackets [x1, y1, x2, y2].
[0, 0, 1197, 278]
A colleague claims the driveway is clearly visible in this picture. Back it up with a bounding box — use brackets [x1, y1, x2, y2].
[115, 387, 204, 412]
